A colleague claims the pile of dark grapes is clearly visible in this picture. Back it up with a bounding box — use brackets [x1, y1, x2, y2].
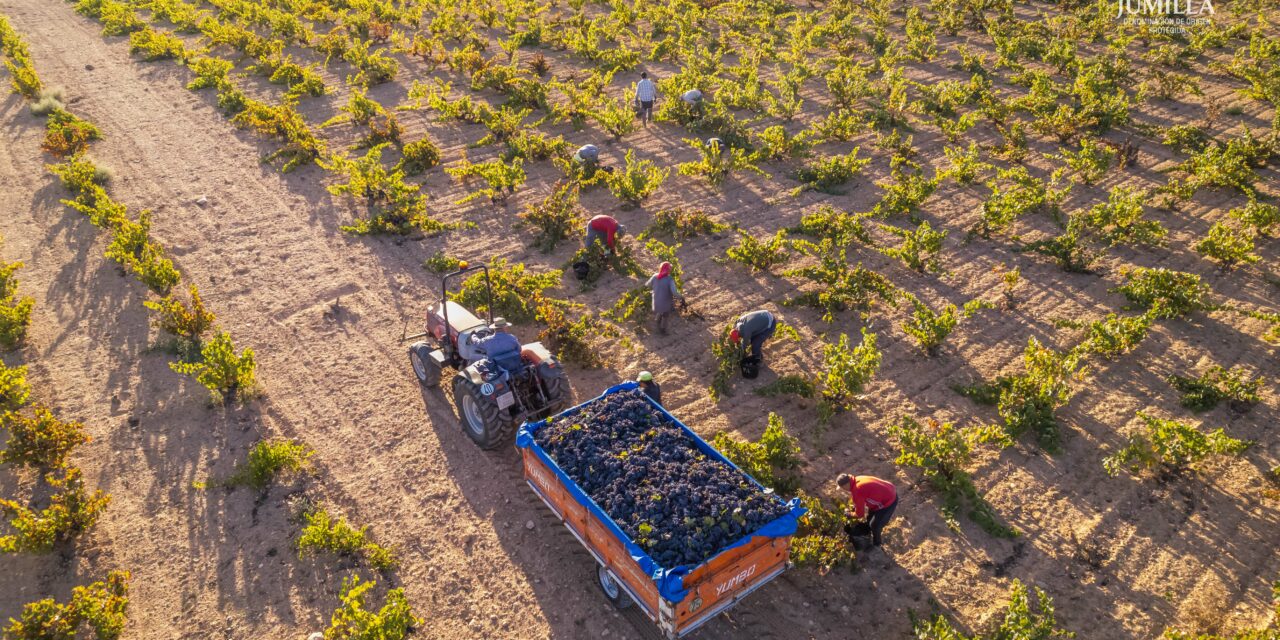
[534, 390, 791, 568]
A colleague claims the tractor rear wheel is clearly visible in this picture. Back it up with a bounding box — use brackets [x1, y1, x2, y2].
[452, 374, 514, 450]
[542, 374, 570, 414]
[409, 342, 441, 388]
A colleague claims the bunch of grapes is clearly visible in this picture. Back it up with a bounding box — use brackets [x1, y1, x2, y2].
[535, 390, 791, 568]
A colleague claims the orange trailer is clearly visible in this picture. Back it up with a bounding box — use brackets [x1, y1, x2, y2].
[516, 383, 804, 638]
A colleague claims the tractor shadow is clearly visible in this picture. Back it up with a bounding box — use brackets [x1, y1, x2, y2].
[413, 383, 626, 638]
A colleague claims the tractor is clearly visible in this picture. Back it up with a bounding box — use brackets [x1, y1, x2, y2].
[406, 263, 571, 449]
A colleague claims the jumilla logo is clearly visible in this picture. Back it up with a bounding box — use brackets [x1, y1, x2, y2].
[1115, 0, 1214, 17]
[1115, 0, 1213, 35]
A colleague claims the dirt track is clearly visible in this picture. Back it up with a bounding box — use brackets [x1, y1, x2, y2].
[0, 1, 1278, 639]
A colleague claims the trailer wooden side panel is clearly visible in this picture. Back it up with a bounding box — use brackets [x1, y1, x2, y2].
[585, 501, 663, 614]
[521, 447, 663, 615]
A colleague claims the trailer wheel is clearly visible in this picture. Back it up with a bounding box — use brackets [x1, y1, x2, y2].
[596, 565, 634, 610]
[409, 342, 441, 388]
[452, 374, 514, 450]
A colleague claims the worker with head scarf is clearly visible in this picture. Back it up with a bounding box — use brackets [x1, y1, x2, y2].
[645, 261, 683, 335]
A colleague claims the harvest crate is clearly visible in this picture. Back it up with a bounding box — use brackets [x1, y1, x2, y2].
[516, 382, 805, 639]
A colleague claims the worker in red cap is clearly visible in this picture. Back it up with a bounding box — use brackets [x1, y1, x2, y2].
[584, 214, 624, 254]
[646, 261, 683, 334]
[836, 473, 898, 548]
[730, 309, 776, 365]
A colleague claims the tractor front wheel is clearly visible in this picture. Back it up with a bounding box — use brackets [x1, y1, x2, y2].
[452, 374, 514, 450]
[409, 342, 441, 388]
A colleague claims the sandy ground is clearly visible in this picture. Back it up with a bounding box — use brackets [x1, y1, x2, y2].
[1, 1, 1278, 638]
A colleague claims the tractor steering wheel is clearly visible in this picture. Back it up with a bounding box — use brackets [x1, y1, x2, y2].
[467, 327, 492, 346]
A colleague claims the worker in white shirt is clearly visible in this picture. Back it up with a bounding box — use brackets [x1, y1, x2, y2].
[634, 72, 657, 126]
[573, 144, 600, 170]
[680, 88, 704, 117]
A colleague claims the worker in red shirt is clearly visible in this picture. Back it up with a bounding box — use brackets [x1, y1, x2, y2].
[584, 214, 624, 254]
[836, 473, 898, 548]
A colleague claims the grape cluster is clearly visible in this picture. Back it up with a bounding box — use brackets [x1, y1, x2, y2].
[534, 390, 791, 568]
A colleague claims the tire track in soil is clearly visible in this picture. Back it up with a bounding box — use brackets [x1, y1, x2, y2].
[0, 2, 628, 638]
[0, 68, 292, 640]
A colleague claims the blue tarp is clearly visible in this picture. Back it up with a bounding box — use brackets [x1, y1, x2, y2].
[516, 381, 807, 603]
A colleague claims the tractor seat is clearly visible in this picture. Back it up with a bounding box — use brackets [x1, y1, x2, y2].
[439, 301, 486, 335]
[475, 331, 524, 373]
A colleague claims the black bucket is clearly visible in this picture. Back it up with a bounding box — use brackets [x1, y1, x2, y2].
[740, 356, 760, 379]
[572, 261, 590, 281]
[844, 522, 873, 549]
[846, 521, 872, 537]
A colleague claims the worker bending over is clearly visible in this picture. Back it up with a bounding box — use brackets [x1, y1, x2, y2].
[584, 214, 624, 254]
[573, 144, 600, 170]
[730, 309, 776, 364]
[681, 88, 704, 116]
[836, 473, 898, 548]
